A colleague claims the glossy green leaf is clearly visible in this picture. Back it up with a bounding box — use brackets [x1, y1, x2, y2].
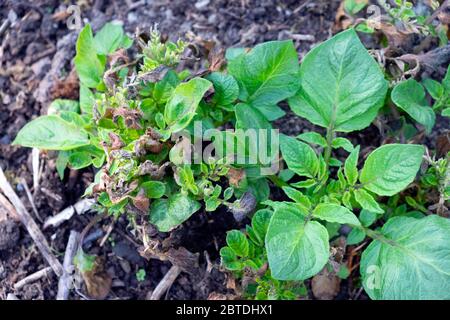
[266, 205, 329, 280]
[280, 134, 319, 178]
[74, 24, 104, 88]
[361, 215, 450, 299]
[94, 22, 125, 55]
[228, 40, 300, 117]
[13, 115, 90, 150]
[344, 145, 359, 185]
[226, 230, 249, 257]
[251, 209, 273, 244]
[332, 137, 354, 152]
[360, 144, 424, 196]
[297, 132, 327, 147]
[207, 72, 239, 106]
[149, 194, 201, 232]
[164, 77, 212, 132]
[354, 188, 384, 214]
[392, 79, 436, 133]
[235, 103, 271, 129]
[313, 203, 361, 226]
[68, 151, 92, 169]
[141, 181, 166, 199]
[288, 29, 388, 132]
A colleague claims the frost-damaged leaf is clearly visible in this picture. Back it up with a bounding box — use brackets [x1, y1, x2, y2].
[360, 144, 424, 196]
[361, 215, 450, 299]
[149, 194, 201, 232]
[392, 79, 436, 133]
[288, 29, 388, 132]
[207, 72, 239, 106]
[13, 115, 90, 150]
[228, 40, 300, 120]
[164, 77, 212, 133]
[313, 203, 361, 226]
[266, 205, 329, 280]
[280, 134, 319, 178]
[74, 24, 105, 88]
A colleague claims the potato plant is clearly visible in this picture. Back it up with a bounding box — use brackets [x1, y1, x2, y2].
[13, 22, 450, 300]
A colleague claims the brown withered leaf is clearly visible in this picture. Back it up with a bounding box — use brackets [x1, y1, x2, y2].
[436, 131, 450, 158]
[138, 65, 170, 83]
[108, 132, 125, 150]
[208, 46, 225, 72]
[132, 189, 150, 213]
[113, 107, 143, 129]
[333, 1, 352, 32]
[81, 257, 112, 300]
[227, 168, 246, 187]
[137, 161, 169, 180]
[106, 180, 138, 204]
[108, 49, 129, 67]
[134, 130, 164, 157]
[311, 267, 341, 300]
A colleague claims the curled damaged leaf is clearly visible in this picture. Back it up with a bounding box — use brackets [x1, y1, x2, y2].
[107, 180, 138, 204]
[108, 132, 125, 150]
[131, 189, 150, 213]
[137, 160, 170, 180]
[74, 250, 112, 300]
[138, 65, 170, 83]
[112, 107, 143, 129]
[227, 192, 257, 222]
[134, 128, 164, 156]
[227, 168, 246, 188]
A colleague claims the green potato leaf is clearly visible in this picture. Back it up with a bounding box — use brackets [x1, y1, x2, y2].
[164, 77, 212, 133]
[288, 29, 388, 132]
[353, 188, 384, 214]
[149, 194, 201, 232]
[13, 115, 90, 150]
[360, 144, 424, 196]
[313, 203, 361, 226]
[361, 215, 450, 299]
[228, 40, 300, 119]
[297, 132, 327, 147]
[392, 79, 436, 133]
[94, 22, 126, 55]
[266, 205, 329, 280]
[140, 181, 166, 199]
[344, 145, 360, 185]
[74, 24, 105, 88]
[226, 230, 249, 257]
[280, 134, 319, 178]
[207, 72, 239, 106]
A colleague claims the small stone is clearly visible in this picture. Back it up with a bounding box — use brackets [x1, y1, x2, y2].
[195, 0, 210, 10]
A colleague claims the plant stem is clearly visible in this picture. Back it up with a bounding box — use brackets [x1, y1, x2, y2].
[268, 175, 289, 188]
[324, 127, 335, 172]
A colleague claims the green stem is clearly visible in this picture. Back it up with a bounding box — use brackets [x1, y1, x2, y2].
[324, 127, 335, 173]
[268, 175, 289, 188]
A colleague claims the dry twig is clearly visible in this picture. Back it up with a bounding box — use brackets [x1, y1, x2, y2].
[57, 231, 80, 300]
[0, 166, 63, 276]
[149, 265, 181, 300]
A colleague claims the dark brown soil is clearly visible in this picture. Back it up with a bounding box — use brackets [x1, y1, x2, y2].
[0, 0, 447, 300]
